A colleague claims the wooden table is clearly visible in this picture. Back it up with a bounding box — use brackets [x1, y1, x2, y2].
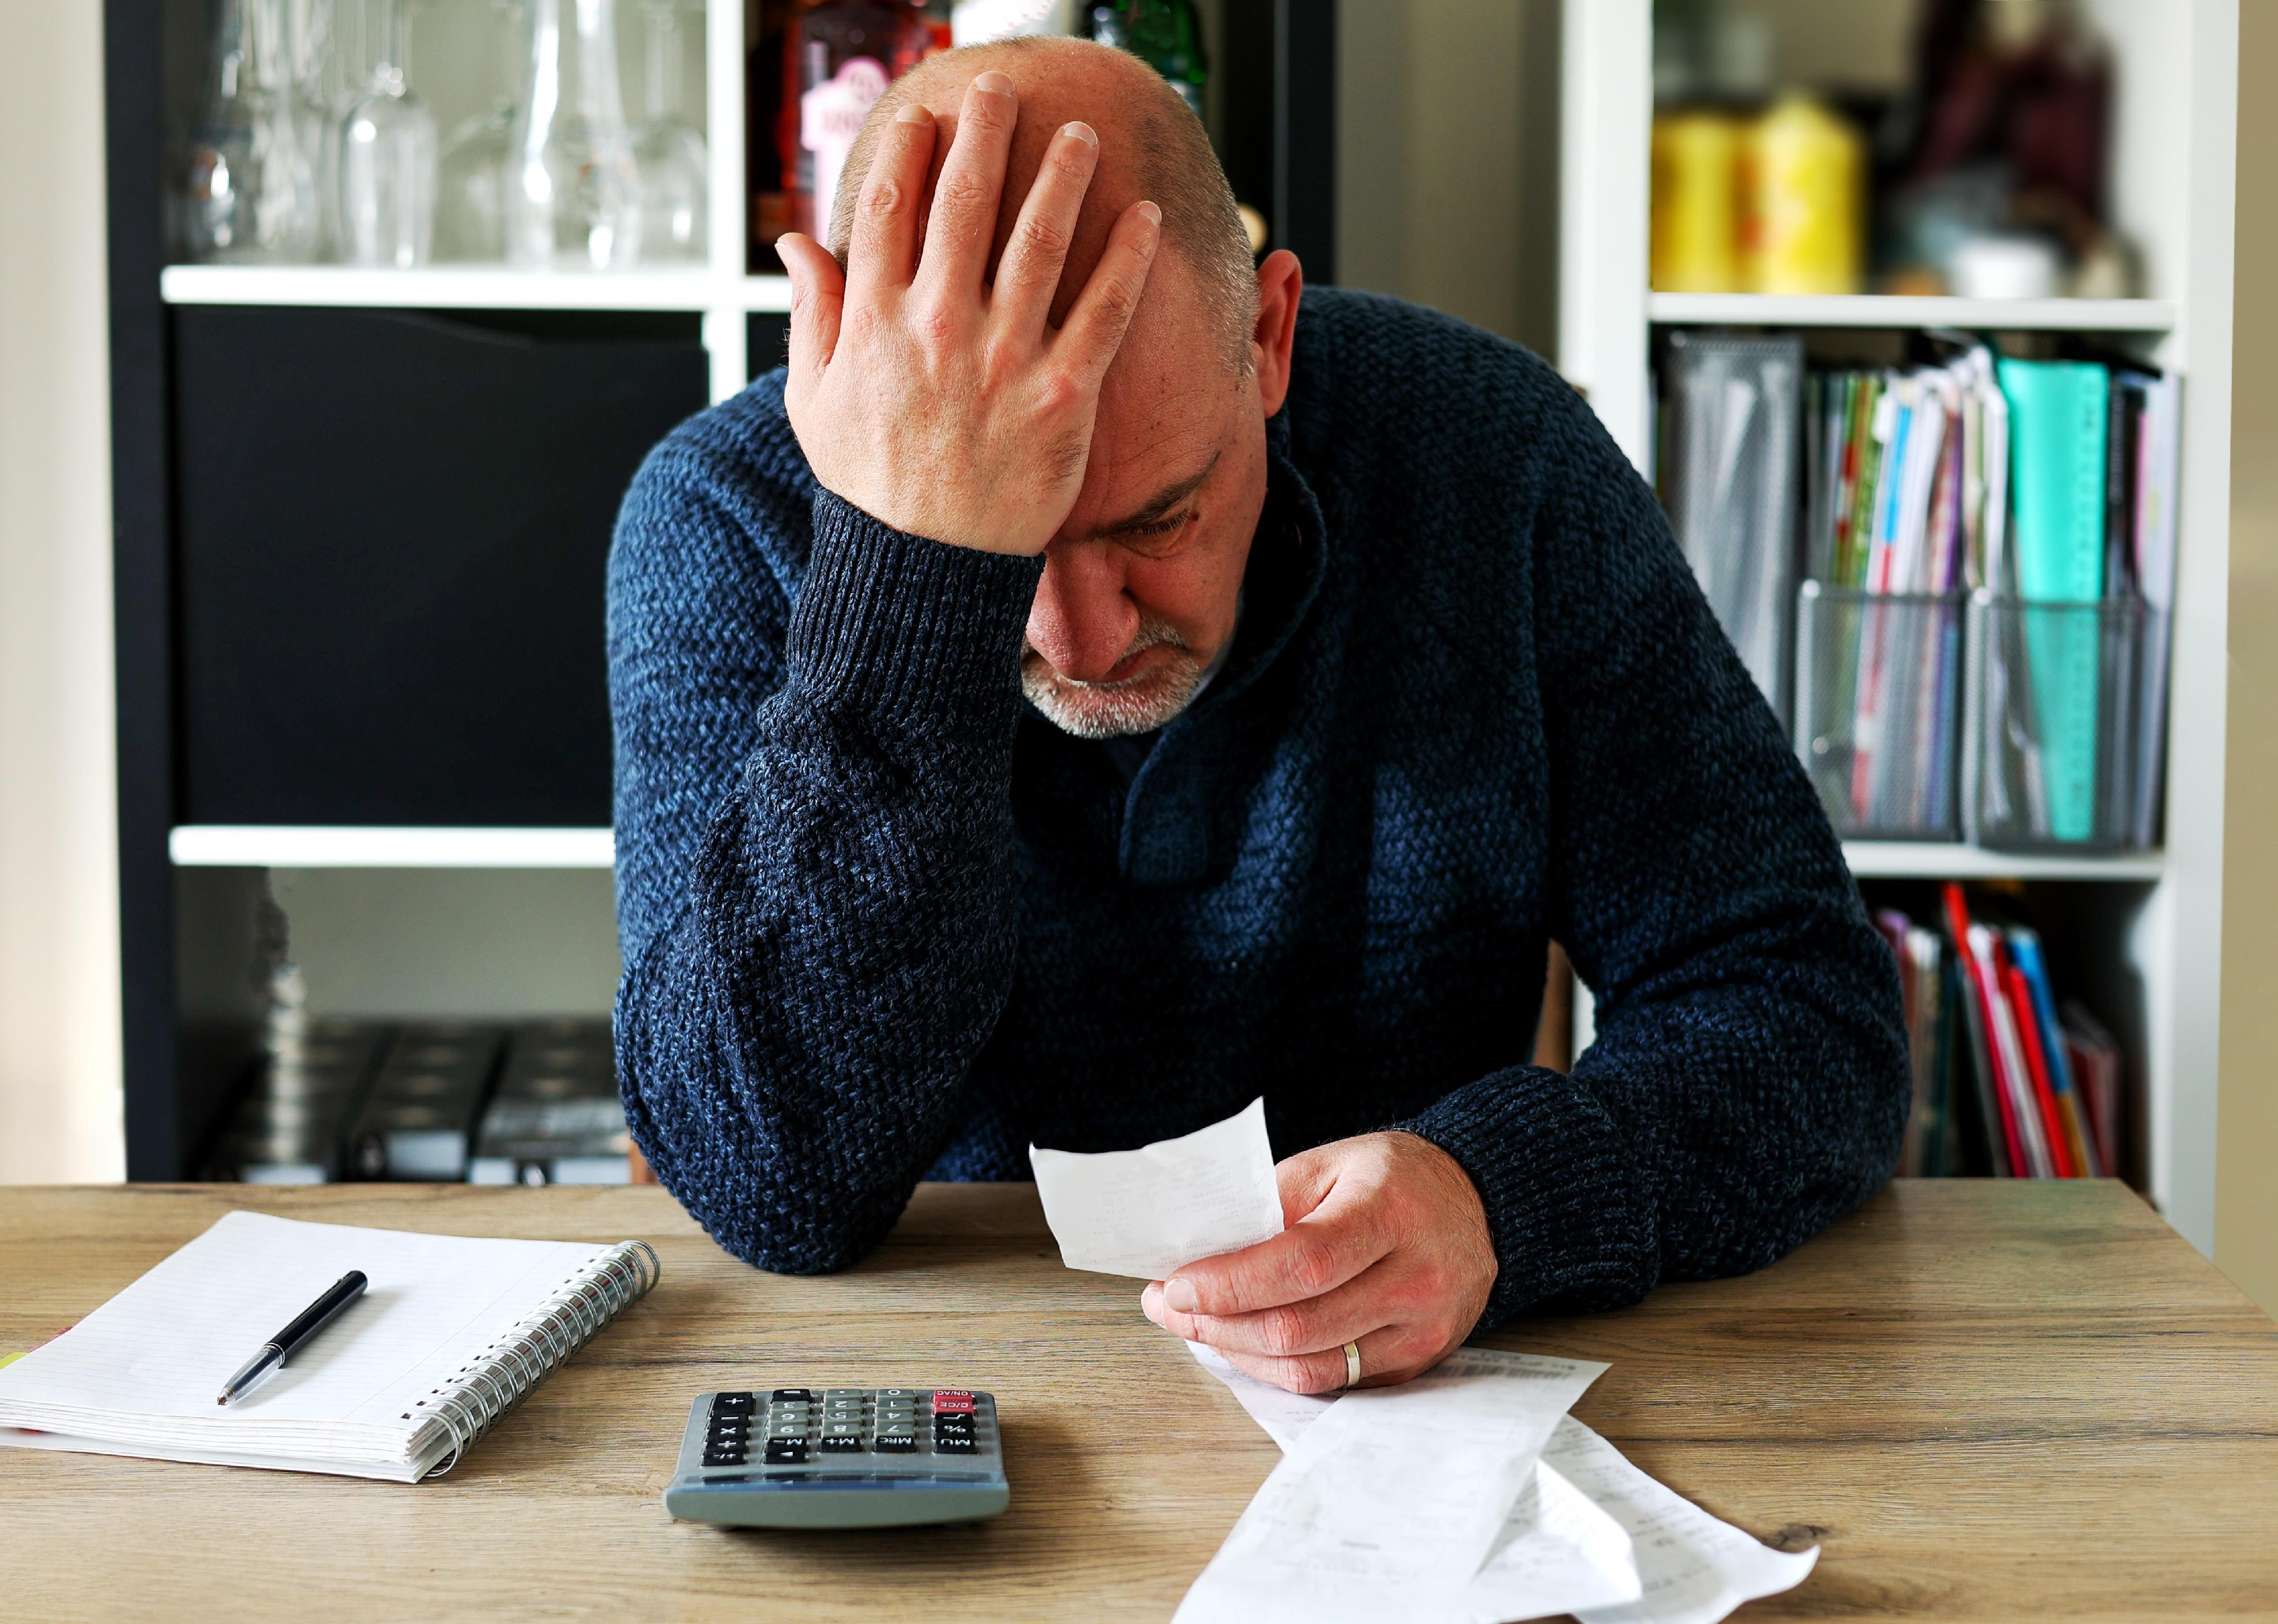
[1, 1181, 2274, 1621]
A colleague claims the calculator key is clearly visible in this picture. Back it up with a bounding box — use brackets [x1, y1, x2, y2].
[769, 1389, 813, 1403]
[709, 1392, 756, 1417]
[934, 1422, 976, 1442]
[708, 1425, 749, 1446]
[876, 1389, 921, 1401]
[768, 1425, 807, 1442]
[703, 1447, 748, 1467]
[932, 1434, 977, 1454]
[819, 1434, 865, 1454]
[823, 1422, 864, 1438]
[873, 1433, 918, 1453]
[824, 1388, 866, 1400]
[764, 1439, 809, 1465]
[930, 1395, 976, 1414]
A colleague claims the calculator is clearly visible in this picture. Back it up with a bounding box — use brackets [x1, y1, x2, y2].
[661, 1388, 1009, 1529]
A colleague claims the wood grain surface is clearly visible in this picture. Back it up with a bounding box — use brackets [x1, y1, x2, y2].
[0, 1180, 2273, 1622]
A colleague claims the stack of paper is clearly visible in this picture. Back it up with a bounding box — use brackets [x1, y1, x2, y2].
[1031, 1103, 1819, 1624]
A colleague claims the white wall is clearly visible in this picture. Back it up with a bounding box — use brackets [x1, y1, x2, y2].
[0, 0, 125, 1181]
[1337, 0, 1562, 358]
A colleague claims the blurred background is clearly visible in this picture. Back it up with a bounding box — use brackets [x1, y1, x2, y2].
[1, 0, 2273, 1314]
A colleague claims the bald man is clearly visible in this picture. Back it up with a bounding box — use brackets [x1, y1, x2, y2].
[607, 38, 1909, 1396]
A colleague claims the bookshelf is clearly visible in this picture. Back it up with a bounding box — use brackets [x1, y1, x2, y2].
[1558, 0, 2239, 1250]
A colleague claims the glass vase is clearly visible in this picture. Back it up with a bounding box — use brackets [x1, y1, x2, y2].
[508, 0, 645, 271]
[632, 0, 708, 262]
[336, 0, 437, 267]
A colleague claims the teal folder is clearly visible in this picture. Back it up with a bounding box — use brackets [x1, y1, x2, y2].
[1998, 359, 2108, 842]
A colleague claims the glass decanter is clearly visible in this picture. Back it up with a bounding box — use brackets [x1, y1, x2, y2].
[182, 0, 323, 261]
[336, 0, 437, 267]
[435, 1, 527, 261]
[508, 0, 645, 270]
[632, 0, 709, 262]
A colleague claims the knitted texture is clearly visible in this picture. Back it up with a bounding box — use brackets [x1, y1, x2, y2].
[607, 287, 1911, 1325]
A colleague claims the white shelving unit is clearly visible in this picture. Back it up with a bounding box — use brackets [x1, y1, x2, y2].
[1559, 0, 2239, 1251]
[169, 826, 616, 870]
[1643, 292, 2177, 332]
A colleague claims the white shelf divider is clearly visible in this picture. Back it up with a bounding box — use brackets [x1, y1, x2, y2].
[169, 826, 616, 869]
[158, 264, 794, 314]
[1646, 292, 2178, 332]
[1841, 842, 2165, 882]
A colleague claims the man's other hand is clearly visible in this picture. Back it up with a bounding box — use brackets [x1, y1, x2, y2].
[1140, 1132, 1498, 1393]
[776, 71, 1163, 557]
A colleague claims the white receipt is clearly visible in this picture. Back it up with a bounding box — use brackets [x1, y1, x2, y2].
[1029, 1097, 1284, 1278]
[1175, 1345, 1607, 1624]
[1188, 1341, 1815, 1624]
[1555, 1423, 1818, 1624]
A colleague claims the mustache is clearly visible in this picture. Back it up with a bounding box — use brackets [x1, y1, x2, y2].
[1022, 616, 1193, 688]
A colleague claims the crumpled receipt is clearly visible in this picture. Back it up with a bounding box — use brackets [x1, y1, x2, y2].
[1188, 1341, 1819, 1624]
[1029, 1097, 1284, 1278]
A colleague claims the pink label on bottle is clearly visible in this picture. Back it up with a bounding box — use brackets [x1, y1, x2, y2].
[802, 56, 894, 230]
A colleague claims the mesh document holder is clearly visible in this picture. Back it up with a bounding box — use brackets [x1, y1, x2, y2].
[1963, 591, 2168, 852]
[1792, 582, 1965, 840]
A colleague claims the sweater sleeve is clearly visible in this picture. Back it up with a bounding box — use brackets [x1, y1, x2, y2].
[608, 446, 1044, 1274]
[1397, 390, 1911, 1327]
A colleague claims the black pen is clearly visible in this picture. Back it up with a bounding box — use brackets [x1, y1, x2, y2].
[215, 1270, 369, 1405]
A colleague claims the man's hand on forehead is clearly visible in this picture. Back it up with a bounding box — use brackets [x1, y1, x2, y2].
[776, 71, 1164, 558]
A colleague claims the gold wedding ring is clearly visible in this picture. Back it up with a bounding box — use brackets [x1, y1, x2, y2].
[1342, 1340, 1363, 1388]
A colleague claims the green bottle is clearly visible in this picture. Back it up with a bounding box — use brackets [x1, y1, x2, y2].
[1086, 1, 1207, 124]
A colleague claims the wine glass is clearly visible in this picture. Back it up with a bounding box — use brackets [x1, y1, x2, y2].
[182, 0, 322, 261]
[336, 0, 436, 267]
[434, 1, 526, 261]
[633, 0, 708, 263]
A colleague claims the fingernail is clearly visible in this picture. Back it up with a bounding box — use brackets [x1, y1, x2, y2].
[895, 103, 932, 125]
[1165, 1277, 1196, 1313]
[1137, 201, 1162, 229]
[1139, 1283, 1162, 1319]
[1062, 120, 1098, 147]
[975, 70, 1014, 96]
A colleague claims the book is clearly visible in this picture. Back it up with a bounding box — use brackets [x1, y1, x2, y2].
[2007, 927, 2101, 1177]
[1941, 884, 2010, 1177]
[2062, 1000, 2126, 1178]
[1998, 357, 2109, 842]
[0, 1211, 657, 1482]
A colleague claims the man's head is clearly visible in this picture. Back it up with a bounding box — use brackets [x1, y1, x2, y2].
[831, 39, 1302, 738]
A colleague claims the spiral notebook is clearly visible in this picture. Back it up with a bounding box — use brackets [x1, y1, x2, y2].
[0, 1210, 658, 1482]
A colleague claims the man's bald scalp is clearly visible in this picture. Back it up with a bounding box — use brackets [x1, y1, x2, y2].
[827, 36, 1259, 369]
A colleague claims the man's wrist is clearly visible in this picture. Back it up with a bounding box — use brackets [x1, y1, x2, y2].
[787, 490, 1044, 723]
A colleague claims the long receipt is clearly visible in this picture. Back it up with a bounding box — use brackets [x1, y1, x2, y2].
[1176, 1346, 1608, 1624]
[1029, 1097, 1284, 1278]
[1188, 1344, 1819, 1624]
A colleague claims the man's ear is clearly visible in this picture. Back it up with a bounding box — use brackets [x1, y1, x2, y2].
[1250, 250, 1303, 416]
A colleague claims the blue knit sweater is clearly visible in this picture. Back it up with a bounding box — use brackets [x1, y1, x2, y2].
[607, 288, 1909, 1325]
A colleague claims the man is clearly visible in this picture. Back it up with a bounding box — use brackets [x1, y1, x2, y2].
[608, 38, 1909, 1397]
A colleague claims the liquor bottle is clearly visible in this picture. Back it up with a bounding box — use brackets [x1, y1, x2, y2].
[781, 1, 931, 240]
[749, 0, 793, 268]
[1084, 0, 1205, 123]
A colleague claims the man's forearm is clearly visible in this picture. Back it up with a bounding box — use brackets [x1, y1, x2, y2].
[616, 493, 1044, 1273]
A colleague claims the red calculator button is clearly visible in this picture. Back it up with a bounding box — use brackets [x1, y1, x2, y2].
[931, 1391, 976, 1411]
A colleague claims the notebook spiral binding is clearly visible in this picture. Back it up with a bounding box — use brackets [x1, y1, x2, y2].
[411, 1239, 661, 1477]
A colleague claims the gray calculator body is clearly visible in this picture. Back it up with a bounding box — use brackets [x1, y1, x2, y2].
[662, 1388, 1009, 1529]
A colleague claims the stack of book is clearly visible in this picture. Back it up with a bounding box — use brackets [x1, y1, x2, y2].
[1877, 883, 2124, 1180]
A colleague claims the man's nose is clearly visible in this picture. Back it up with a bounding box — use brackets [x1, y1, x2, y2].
[1026, 541, 1140, 682]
